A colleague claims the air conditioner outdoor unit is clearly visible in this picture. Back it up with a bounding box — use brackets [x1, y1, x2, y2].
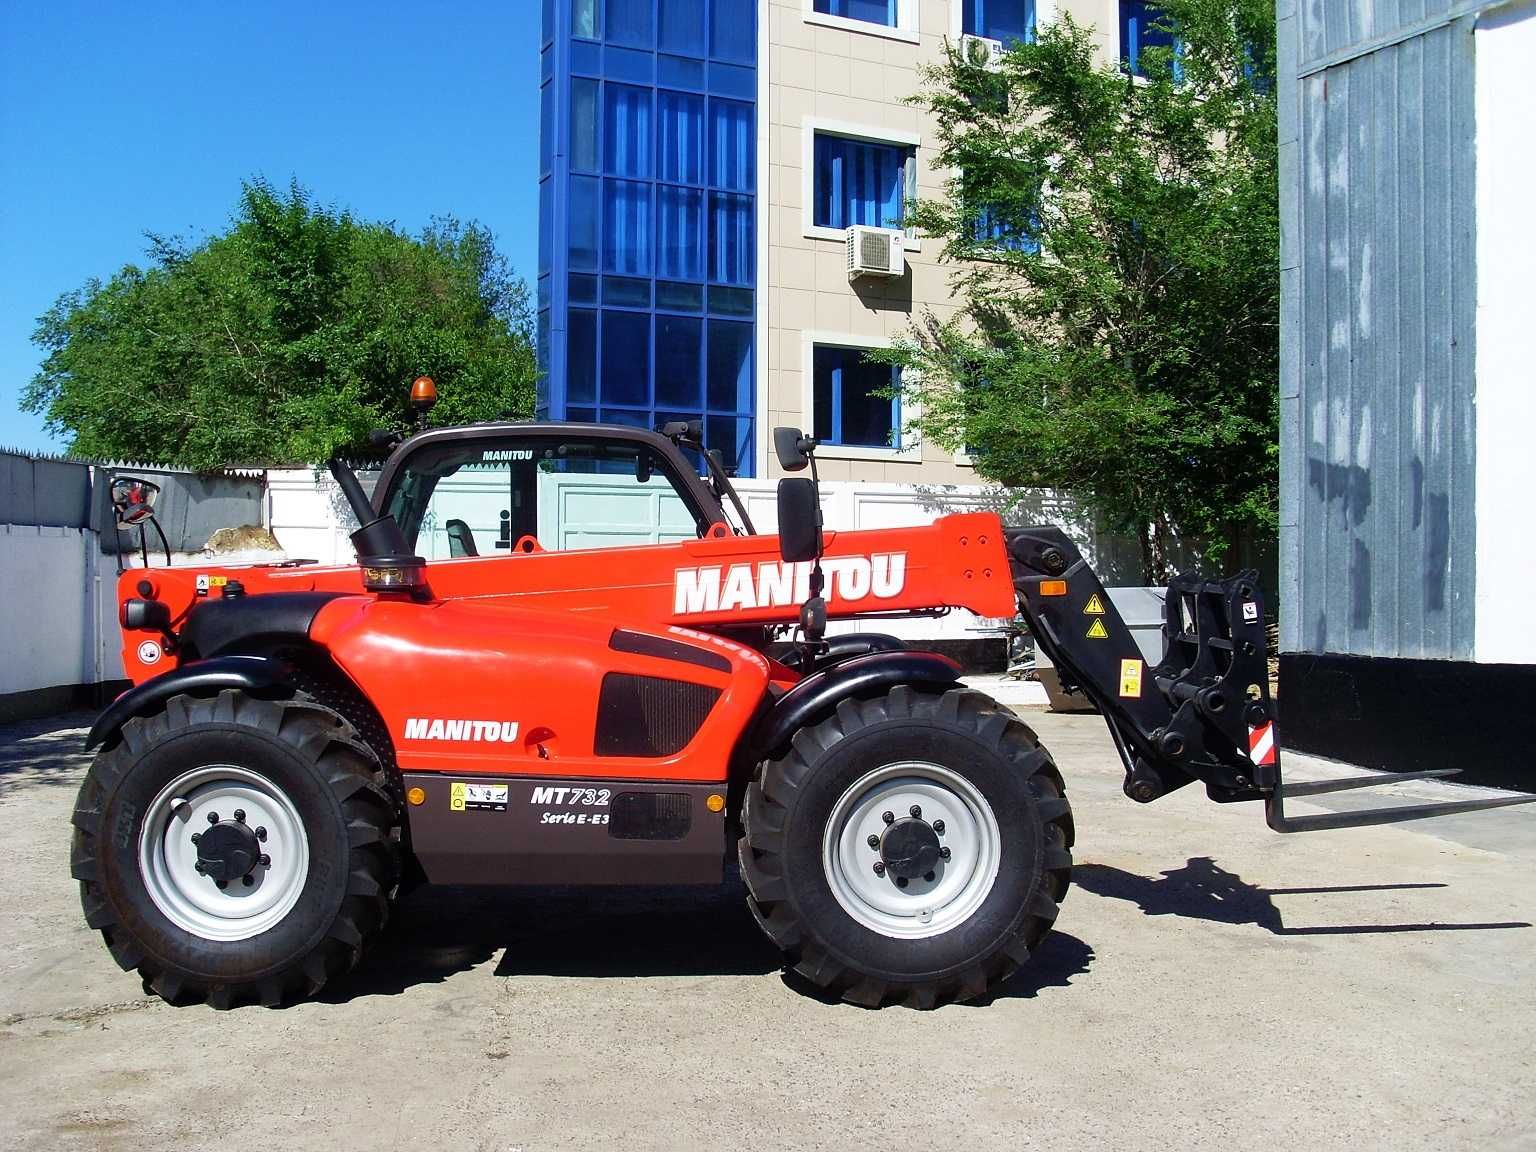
[960, 33, 1005, 71]
[845, 226, 905, 281]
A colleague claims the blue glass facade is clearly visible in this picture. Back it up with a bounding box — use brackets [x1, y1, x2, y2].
[539, 0, 759, 475]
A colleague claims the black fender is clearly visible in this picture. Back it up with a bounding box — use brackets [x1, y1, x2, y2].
[177, 591, 347, 661]
[749, 649, 964, 762]
[769, 632, 907, 673]
[86, 655, 294, 750]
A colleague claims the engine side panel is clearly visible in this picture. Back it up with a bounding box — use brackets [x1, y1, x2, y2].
[309, 597, 768, 784]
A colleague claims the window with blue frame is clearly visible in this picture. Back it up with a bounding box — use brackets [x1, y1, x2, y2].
[814, 0, 898, 28]
[963, 0, 1034, 43]
[812, 134, 913, 232]
[813, 346, 900, 449]
[1120, 0, 1178, 76]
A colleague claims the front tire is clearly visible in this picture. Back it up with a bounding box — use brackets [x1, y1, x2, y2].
[740, 686, 1074, 1008]
[71, 691, 398, 1008]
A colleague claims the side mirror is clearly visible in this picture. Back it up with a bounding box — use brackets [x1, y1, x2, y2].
[773, 426, 814, 472]
[635, 451, 653, 484]
[109, 476, 161, 527]
[777, 478, 822, 563]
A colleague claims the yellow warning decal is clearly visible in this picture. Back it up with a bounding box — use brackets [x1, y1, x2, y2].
[1086, 618, 1109, 639]
[1083, 593, 1106, 616]
[449, 782, 467, 812]
[209, 575, 228, 587]
[1119, 658, 1143, 697]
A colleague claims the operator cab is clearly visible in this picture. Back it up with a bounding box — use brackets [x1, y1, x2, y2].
[376, 423, 740, 559]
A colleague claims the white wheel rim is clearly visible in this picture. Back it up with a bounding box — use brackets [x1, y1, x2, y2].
[137, 765, 310, 942]
[822, 761, 1001, 940]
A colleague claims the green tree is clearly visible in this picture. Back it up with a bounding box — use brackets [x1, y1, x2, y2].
[23, 180, 538, 467]
[889, 0, 1278, 579]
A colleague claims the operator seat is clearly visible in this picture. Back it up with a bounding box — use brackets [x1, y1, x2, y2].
[445, 519, 478, 557]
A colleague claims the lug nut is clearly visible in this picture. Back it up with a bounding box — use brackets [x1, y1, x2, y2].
[924, 871, 936, 882]
[215, 879, 228, 890]
[910, 805, 922, 819]
[895, 877, 909, 889]
[194, 861, 206, 874]
[233, 809, 246, 823]
[241, 875, 255, 887]
[207, 812, 219, 824]
[872, 862, 886, 876]
[190, 832, 201, 845]
[255, 827, 267, 842]
[939, 846, 951, 861]
[258, 854, 271, 868]
[882, 811, 895, 825]
[867, 834, 880, 849]
[933, 820, 945, 835]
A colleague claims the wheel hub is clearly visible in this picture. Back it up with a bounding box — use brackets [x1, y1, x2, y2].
[879, 818, 941, 880]
[194, 819, 261, 883]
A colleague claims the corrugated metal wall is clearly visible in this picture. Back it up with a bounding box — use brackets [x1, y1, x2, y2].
[1279, 0, 1481, 660]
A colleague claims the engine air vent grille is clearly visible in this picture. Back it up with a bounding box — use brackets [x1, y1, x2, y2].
[595, 674, 721, 757]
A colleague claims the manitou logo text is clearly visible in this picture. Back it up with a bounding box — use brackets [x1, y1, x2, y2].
[403, 719, 520, 743]
[674, 553, 906, 614]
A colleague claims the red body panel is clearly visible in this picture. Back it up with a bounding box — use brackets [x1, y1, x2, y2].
[116, 513, 1016, 785]
[309, 596, 767, 782]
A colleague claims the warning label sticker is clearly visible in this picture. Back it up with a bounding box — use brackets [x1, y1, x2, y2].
[1119, 658, 1143, 697]
[449, 782, 509, 813]
[1242, 601, 1260, 623]
[1086, 618, 1109, 639]
[1083, 594, 1106, 616]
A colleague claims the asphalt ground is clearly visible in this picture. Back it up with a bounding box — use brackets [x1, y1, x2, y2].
[1, 702, 1532, 1151]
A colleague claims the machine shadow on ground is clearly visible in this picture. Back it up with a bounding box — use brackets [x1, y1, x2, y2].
[1074, 857, 1533, 935]
[324, 873, 783, 1002]
[326, 872, 1097, 1007]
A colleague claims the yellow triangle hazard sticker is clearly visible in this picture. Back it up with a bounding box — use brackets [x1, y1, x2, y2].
[1083, 594, 1106, 616]
[1086, 618, 1109, 639]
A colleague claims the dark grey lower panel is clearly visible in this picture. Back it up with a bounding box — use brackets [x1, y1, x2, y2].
[1279, 654, 1536, 793]
[402, 773, 728, 886]
[0, 680, 128, 725]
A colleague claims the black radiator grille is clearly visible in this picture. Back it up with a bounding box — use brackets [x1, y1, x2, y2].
[595, 674, 721, 757]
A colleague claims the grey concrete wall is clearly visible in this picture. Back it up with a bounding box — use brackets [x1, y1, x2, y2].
[0, 452, 92, 528]
[93, 467, 265, 555]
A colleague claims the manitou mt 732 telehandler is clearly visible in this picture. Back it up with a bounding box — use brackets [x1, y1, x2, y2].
[73, 384, 1535, 1009]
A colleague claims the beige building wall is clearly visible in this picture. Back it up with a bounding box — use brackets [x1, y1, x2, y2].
[757, 0, 1119, 483]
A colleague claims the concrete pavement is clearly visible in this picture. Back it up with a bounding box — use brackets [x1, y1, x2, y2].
[1, 703, 1532, 1151]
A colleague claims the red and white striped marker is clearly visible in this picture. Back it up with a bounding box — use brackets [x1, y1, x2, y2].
[1247, 721, 1277, 766]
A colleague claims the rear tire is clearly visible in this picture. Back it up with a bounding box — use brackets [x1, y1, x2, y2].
[739, 686, 1074, 1008]
[71, 691, 398, 1008]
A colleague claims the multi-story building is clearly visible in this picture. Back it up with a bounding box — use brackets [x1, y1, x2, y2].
[535, 0, 1167, 484]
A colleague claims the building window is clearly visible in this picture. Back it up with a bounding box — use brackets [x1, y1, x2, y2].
[972, 205, 1039, 253]
[962, 0, 1033, 43]
[604, 85, 652, 178]
[813, 345, 900, 448]
[1120, 0, 1178, 77]
[814, 0, 898, 28]
[812, 134, 914, 232]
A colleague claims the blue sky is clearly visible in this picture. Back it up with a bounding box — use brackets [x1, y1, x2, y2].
[0, 1, 539, 453]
